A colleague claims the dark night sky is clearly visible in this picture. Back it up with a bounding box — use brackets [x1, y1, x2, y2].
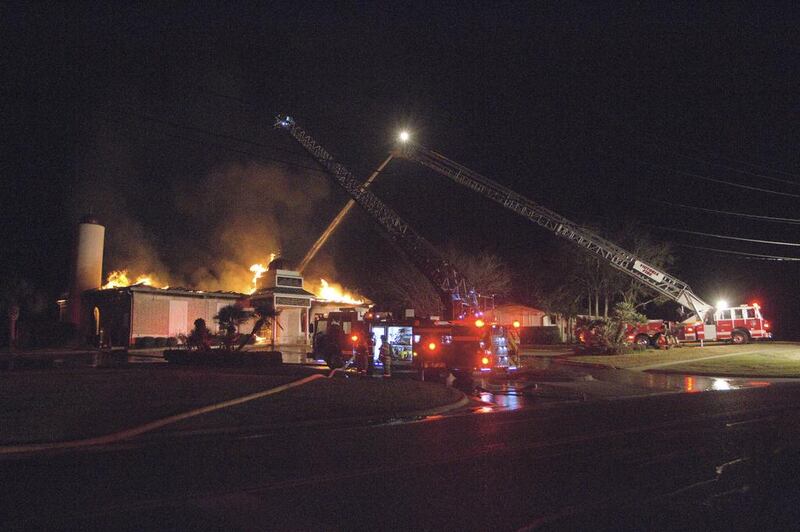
[3, 3, 800, 335]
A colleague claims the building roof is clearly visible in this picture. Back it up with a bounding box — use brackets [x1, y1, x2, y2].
[89, 285, 244, 299]
[251, 287, 316, 298]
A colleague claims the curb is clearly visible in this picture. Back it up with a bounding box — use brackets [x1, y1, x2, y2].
[551, 358, 618, 370]
[643, 368, 800, 379]
[394, 391, 470, 418]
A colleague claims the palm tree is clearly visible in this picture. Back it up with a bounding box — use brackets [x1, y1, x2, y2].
[236, 304, 282, 351]
[214, 304, 250, 333]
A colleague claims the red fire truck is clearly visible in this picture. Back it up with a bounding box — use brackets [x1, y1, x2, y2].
[311, 309, 510, 375]
[579, 303, 772, 349]
[678, 303, 771, 344]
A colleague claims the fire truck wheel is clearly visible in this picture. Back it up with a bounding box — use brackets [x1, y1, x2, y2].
[731, 330, 749, 345]
[634, 334, 651, 348]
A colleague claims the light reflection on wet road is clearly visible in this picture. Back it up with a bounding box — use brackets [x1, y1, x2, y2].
[474, 355, 773, 410]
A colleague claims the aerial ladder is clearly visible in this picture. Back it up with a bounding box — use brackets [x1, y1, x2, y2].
[275, 116, 479, 320]
[393, 136, 714, 322]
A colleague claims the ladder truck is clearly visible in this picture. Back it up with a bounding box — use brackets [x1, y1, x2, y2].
[275, 116, 509, 374]
[393, 135, 771, 345]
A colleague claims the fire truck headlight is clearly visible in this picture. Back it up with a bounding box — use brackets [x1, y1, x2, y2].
[475, 318, 485, 328]
[481, 357, 490, 365]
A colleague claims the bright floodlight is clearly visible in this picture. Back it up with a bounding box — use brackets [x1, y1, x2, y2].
[399, 130, 410, 142]
[716, 299, 729, 310]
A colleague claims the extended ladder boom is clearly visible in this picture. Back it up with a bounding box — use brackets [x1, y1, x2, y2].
[276, 116, 477, 319]
[397, 141, 712, 320]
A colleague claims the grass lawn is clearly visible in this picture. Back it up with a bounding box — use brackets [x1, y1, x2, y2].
[567, 342, 800, 377]
[163, 377, 463, 433]
[0, 367, 462, 445]
[0, 367, 299, 444]
[655, 352, 800, 377]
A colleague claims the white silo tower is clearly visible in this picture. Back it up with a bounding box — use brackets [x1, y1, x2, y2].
[68, 215, 105, 325]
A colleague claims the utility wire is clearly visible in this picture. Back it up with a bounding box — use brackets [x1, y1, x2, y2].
[675, 243, 800, 262]
[105, 103, 307, 159]
[614, 123, 800, 182]
[638, 143, 800, 188]
[602, 151, 800, 198]
[625, 131, 800, 186]
[97, 112, 330, 176]
[653, 225, 800, 247]
[650, 199, 800, 225]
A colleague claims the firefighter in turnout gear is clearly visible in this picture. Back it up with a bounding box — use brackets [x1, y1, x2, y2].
[379, 335, 392, 377]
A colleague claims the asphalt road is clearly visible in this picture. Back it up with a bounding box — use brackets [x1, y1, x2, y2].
[4, 384, 800, 531]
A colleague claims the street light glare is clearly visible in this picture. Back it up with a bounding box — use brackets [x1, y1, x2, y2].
[716, 299, 729, 310]
[399, 130, 410, 142]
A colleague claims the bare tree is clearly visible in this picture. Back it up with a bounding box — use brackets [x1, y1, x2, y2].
[445, 246, 513, 299]
[367, 247, 513, 317]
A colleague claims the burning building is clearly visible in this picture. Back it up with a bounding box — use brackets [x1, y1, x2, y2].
[83, 285, 243, 347]
[247, 256, 316, 361]
[60, 217, 371, 361]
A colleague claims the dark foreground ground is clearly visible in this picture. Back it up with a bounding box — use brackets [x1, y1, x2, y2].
[3, 382, 800, 531]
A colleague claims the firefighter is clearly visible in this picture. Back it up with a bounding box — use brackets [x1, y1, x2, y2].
[379, 335, 392, 377]
[507, 326, 521, 366]
[355, 337, 369, 376]
[367, 333, 376, 376]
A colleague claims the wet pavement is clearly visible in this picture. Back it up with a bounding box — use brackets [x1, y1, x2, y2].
[474, 354, 779, 410]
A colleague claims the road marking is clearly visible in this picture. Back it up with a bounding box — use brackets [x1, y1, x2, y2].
[0, 373, 324, 456]
[632, 349, 763, 370]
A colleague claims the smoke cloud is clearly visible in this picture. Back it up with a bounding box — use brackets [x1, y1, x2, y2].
[72, 121, 334, 293]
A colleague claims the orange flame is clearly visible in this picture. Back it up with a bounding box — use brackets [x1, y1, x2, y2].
[102, 270, 168, 289]
[315, 278, 368, 305]
[248, 253, 276, 294]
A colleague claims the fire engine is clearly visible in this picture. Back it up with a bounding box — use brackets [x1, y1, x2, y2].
[310, 308, 510, 376]
[278, 117, 510, 376]
[281, 115, 771, 363]
[677, 303, 771, 344]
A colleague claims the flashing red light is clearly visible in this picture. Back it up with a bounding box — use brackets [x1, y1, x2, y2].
[752, 302, 761, 309]
[474, 318, 485, 328]
[427, 342, 437, 351]
[765, 322, 770, 329]
[481, 356, 490, 365]
[627, 335, 635, 341]
[350, 334, 359, 342]
[512, 320, 521, 329]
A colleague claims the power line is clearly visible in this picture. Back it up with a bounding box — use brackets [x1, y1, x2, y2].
[654, 225, 800, 247]
[650, 199, 800, 225]
[603, 151, 800, 198]
[617, 124, 800, 182]
[637, 142, 800, 188]
[676, 243, 800, 262]
[96, 113, 330, 176]
[106, 103, 307, 159]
